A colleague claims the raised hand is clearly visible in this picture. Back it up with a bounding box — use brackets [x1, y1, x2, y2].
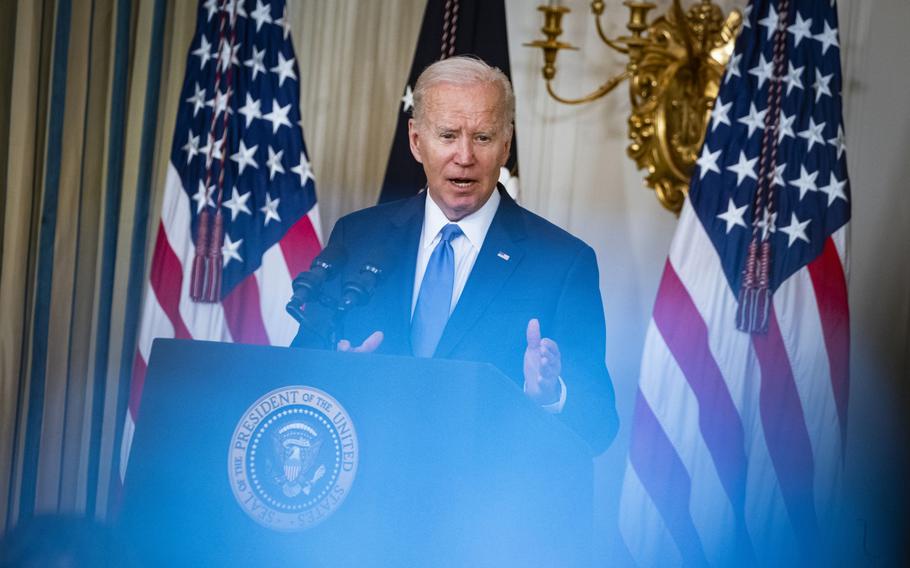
[523, 319, 562, 405]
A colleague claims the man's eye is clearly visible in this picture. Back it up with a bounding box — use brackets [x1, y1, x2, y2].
[440, 133, 456, 140]
[476, 135, 492, 143]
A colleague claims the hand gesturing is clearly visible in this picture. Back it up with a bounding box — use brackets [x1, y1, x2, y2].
[523, 319, 562, 405]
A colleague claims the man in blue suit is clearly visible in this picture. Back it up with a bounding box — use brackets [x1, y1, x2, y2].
[293, 56, 617, 453]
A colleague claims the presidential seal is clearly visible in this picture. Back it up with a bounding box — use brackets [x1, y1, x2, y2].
[228, 386, 358, 531]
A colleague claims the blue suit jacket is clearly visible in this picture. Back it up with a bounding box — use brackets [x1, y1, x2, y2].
[293, 187, 618, 453]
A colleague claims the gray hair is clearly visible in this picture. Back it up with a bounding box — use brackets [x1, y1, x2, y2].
[412, 56, 515, 134]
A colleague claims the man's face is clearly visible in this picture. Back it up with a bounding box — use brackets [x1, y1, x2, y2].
[408, 82, 512, 221]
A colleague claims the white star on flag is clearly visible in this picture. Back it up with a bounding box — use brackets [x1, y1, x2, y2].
[223, 187, 252, 221]
[724, 53, 742, 83]
[710, 98, 732, 131]
[200, 133, 224, 167]
[784, 62, 804, 95]
[717, 198, 748, 233]
[779, 212, 811, 246]
[790, 165, 819, 200]
[203, 0, 218, 21]
[401, 85, 414, 113]
[238, 94, 262, 127]
[748, 54, 774, 89]
[828, 125, 847, 159]
[819, 173, 848, 205]
[260, 192, 281, 225]
[192, 181, 215, 213]
[230, 141, 259, 175]
[727, 150, 759, 186]
[186, 83, 207, 116]
[798, 117, 827, 152]
[770, 162, 788, 188]
[788, 13, 814, 47]
[192, 35, 213, 67]
[738, 102, 767, 138]
[244, 46, 267, 80]
[756, 208, 778, 240]
[222, 0, 248, 23]
[271, 52, 297, 87]
[250, 0, 273, 31]
[221, 234, 244, 266]
[217, 41, 241, 72]
[291, 152, 314, 186]
[758, 4, 779, 40]
[815, 20, 839, 55]
[182, 132, 200, 164]
[263, 102, 292, 134]
[814, 70, 833, 102]
[266, 146, 285, 180]
[206, 88, 233, 118]
[778, 110, 796, 143]
[275, 4, 292, 39]
[696, 145, 722, 179]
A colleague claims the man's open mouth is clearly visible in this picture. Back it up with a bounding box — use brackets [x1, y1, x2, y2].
[449, 178, 475, 187]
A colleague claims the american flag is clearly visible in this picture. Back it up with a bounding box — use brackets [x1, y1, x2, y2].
[618, 0, 849, 564]
[118, 0, 322, 484]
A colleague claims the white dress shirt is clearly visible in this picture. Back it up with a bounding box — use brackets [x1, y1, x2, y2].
[411, 189, 566, 413]
[411, 189, 501, 316]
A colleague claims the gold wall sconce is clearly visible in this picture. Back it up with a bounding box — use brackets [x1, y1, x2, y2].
[526, 0, 742, 214]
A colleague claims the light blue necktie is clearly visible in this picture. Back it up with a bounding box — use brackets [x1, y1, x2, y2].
[411, 223, 463, 357]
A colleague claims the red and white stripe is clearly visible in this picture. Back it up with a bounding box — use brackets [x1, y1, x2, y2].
[619, 200, 849, 565]
[118, 163, 321, 484]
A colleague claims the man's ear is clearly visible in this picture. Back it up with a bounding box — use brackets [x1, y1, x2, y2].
[500, 130, 513, 167]
[407, 118, 423, 164]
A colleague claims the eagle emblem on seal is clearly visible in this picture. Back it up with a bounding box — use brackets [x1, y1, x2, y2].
[272, 422, 326, 497]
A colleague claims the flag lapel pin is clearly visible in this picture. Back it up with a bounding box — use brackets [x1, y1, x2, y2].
[497, 251, 510, 261]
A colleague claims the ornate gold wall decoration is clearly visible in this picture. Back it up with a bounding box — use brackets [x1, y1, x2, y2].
[526, 1, 742, 214]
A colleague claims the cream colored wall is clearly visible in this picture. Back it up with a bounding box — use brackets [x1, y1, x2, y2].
[838, 0, 910, 557]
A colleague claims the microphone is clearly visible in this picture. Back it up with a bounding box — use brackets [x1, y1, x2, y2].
[285, 243, 348, 323]
[338, 253, 387, 312]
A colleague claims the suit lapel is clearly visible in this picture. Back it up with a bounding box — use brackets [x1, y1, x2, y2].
[434, 189, 527, 358]
[371, 193, 425, 354]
